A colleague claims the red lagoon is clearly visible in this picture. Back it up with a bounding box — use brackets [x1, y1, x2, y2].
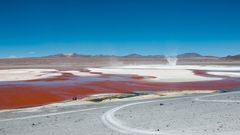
[0, 70, 240, 110]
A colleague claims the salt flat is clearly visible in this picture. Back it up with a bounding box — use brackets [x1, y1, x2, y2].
[0, 65, 240, 135]
[88, 65, 240, 82]
[0, 69, 62, 82]
[0, 65, 240, 82]
[0, 69, 99, 82]
[61, 70, 99, 76]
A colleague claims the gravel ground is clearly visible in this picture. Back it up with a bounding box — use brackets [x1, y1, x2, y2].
[0, 91, 240, 135]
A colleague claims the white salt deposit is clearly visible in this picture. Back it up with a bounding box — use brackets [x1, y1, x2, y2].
[88, 66, 225, 82]
[0, 69, 62, 82]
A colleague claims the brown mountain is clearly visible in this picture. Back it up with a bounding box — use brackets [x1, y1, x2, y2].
[223, 55, 240, 60]
[177, 53, 202, 58]
[45, 53, 91, 58]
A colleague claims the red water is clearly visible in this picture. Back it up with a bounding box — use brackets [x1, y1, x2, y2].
[0, 70, 240, 110]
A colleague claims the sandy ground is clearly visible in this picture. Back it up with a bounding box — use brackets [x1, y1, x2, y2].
[208, 71, 240, 77]
[88, 65, 240, 82]
[0, 90, 240, 135]
[89, 66, 225, 82]
[0, 69, 62, 82]
[0, 69, 99, 82]
[118, 65, 240, 71]
[0, 65, 240, 82]
[103, 91, 240, 135]
[0, 57, 240, 70]
[61, 70, 99, 76]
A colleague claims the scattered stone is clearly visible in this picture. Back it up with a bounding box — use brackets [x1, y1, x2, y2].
[32, 122, 41, 127]
[74, 119, 82, 123]
[72, 97, 78, 100]
[0, 128, 5, 133]
[219, 125, 223, 128]
[160, 103, 164, 106]
[156, 129, 160, 131]
[54, 116, 58, 122]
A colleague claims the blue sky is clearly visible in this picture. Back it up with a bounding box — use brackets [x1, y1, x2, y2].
[0, 0, 240, 58]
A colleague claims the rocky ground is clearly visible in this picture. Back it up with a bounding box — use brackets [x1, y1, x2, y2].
[0, 91, 240, 135]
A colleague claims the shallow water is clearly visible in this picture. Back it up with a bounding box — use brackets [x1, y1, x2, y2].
[1, 70, 240, 110]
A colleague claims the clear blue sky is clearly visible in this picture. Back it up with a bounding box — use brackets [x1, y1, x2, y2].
[0, 0, 240, 58]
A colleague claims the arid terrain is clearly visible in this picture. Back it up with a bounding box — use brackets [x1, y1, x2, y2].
[0, 53, 240, 70]
[0, 54, 240, 135]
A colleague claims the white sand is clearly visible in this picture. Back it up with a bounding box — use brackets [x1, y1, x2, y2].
[88, 65, 240, 82]
[61, 70, 99, 76]
[1, 65, 239, 82]
[0, 69, 100, 82]
[208, 71, 240, 77]
[118, 65, 240, 71]
[88, 67, 223, 82]
[0, 69, 62, 82]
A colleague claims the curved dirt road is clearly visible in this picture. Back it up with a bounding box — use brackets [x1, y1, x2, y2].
[1, 91, 240, 135]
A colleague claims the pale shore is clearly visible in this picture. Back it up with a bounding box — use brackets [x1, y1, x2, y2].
[88, 65, 240, 82]
[0, 69, 62, 82]
[208, 71, 240, 77]
[0, 90, 216, 113]
[0, 65, 239, 82]
[61, 70, 99, 76]
[0, 69, 99, 82]
[118, 65, 240, 71]
[88, 67, 222, 82]
[82, 90, 216, 102]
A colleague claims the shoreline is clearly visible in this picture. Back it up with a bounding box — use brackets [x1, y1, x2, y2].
[0, 90, 217, 113]
[0, 65, 240, 110]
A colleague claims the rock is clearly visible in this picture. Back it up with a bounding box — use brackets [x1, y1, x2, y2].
[72, 97, 78, 100]
[32, 122, 40, 127]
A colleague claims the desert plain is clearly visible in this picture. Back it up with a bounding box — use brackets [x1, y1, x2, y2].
[0, 56, 240, 135]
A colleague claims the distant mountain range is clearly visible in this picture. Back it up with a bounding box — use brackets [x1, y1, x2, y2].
[224, 55, 240, 60]
[177, 53, 202, 58]
[46, 53, 92, 58]
[43, 53, 240, 60]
